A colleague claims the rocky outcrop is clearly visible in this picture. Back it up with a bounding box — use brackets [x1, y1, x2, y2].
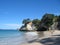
[19, 25, 37, 31]
[49, 22, 58, 30]
[57, 21, 60, 30]
[19, 21, 60, 31]
[19, 25, 27, 31]
[37, 21, 60, 31]
[49, 22, 60, 30]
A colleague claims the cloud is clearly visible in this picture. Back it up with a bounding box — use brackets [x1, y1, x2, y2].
[1, 24, 22, 29]
[3, 24, 22, 29]
[4, 24, 20, 27]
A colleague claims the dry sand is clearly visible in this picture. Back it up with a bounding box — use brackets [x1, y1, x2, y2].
[21, 42, 43, 45]
[21, 30, 60, 45]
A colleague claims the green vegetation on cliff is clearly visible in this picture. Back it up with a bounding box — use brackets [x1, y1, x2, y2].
[19, 13, 60, 31]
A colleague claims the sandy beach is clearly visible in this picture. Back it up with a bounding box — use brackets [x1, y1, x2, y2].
[21, 30, 60, 45]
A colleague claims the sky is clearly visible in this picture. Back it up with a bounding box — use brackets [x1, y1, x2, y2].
[0, 0, 60, 29]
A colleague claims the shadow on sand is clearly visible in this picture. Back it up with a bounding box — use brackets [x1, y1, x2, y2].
[28, 35, 60, 45]
[39, 37, 60, 45]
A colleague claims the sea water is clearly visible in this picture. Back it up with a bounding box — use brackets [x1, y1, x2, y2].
[0, 30, 38, 45]
[0, 30, 27, 45]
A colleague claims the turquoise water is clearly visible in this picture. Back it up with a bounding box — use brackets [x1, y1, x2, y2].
[0, 30, 26, 45]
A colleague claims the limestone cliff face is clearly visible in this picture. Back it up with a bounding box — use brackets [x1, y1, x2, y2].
[49, 22, 60, 30]
[19, 25, 37, 31]
[19, 21, 60, 31]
